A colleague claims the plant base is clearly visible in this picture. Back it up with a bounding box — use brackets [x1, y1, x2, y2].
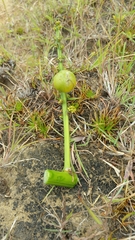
[44, 169, 78, 188]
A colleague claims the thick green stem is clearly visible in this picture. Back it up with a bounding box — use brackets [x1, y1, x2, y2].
[56, 22, 71, 170]
[61, 92, 71, 170]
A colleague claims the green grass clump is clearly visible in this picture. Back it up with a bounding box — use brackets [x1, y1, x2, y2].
[28, 111, 48, 138]
[91, 104, 121, 143]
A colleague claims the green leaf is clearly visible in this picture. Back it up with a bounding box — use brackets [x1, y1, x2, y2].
[122, 211, 135, 223]
[15, 100, 23, 112]
[66, 211, 73, 221]
[85, 206, 103, 225]
[86, 89, 96, 98]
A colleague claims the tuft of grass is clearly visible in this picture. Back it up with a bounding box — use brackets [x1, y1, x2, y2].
[91, 103, 121, 142]
[27, 111, 48, 138]
[0, 122, 35, 166]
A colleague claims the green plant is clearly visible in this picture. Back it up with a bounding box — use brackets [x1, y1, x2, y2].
[91, 104, 120, 140]
[0, 119, 35, 166]
[78, 195, 102, 226]
[115, 77, 135, 108]
[14, 100, 24, 112]
[68, 102, 79, 113]
[44, 21, 78, 188]
[28, 111, 48, 137]
[113, 10, 135, 43]
[16, 27, 25, 35]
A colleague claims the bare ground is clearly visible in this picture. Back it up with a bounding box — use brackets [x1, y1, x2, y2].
[0, 139, 127, 240]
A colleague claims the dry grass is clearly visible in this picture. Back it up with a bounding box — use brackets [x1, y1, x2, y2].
[0, 0, 135, 239]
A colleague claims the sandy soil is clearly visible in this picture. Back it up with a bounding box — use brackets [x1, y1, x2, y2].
[0, 140, 121, 240]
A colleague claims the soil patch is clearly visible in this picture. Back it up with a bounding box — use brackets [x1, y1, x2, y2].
[0, 140, 125, 239]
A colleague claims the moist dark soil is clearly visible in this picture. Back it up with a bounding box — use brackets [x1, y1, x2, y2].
[0, 139, 127, 240]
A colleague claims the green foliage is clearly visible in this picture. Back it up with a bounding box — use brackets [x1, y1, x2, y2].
[0, 48, 12, 63]
[67, 83, 96, 113]
[16, 27, 25, 35]
[115, 41, 135, 76]
[28, 111, 48, 137]
[85, 89, 96, 98]
[68, 103, 79, 113]
[115, 77, 135, 107]
[14, 100, 23, 112]
[113, 10, 135, 43]
[91, 105, 120, 138]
